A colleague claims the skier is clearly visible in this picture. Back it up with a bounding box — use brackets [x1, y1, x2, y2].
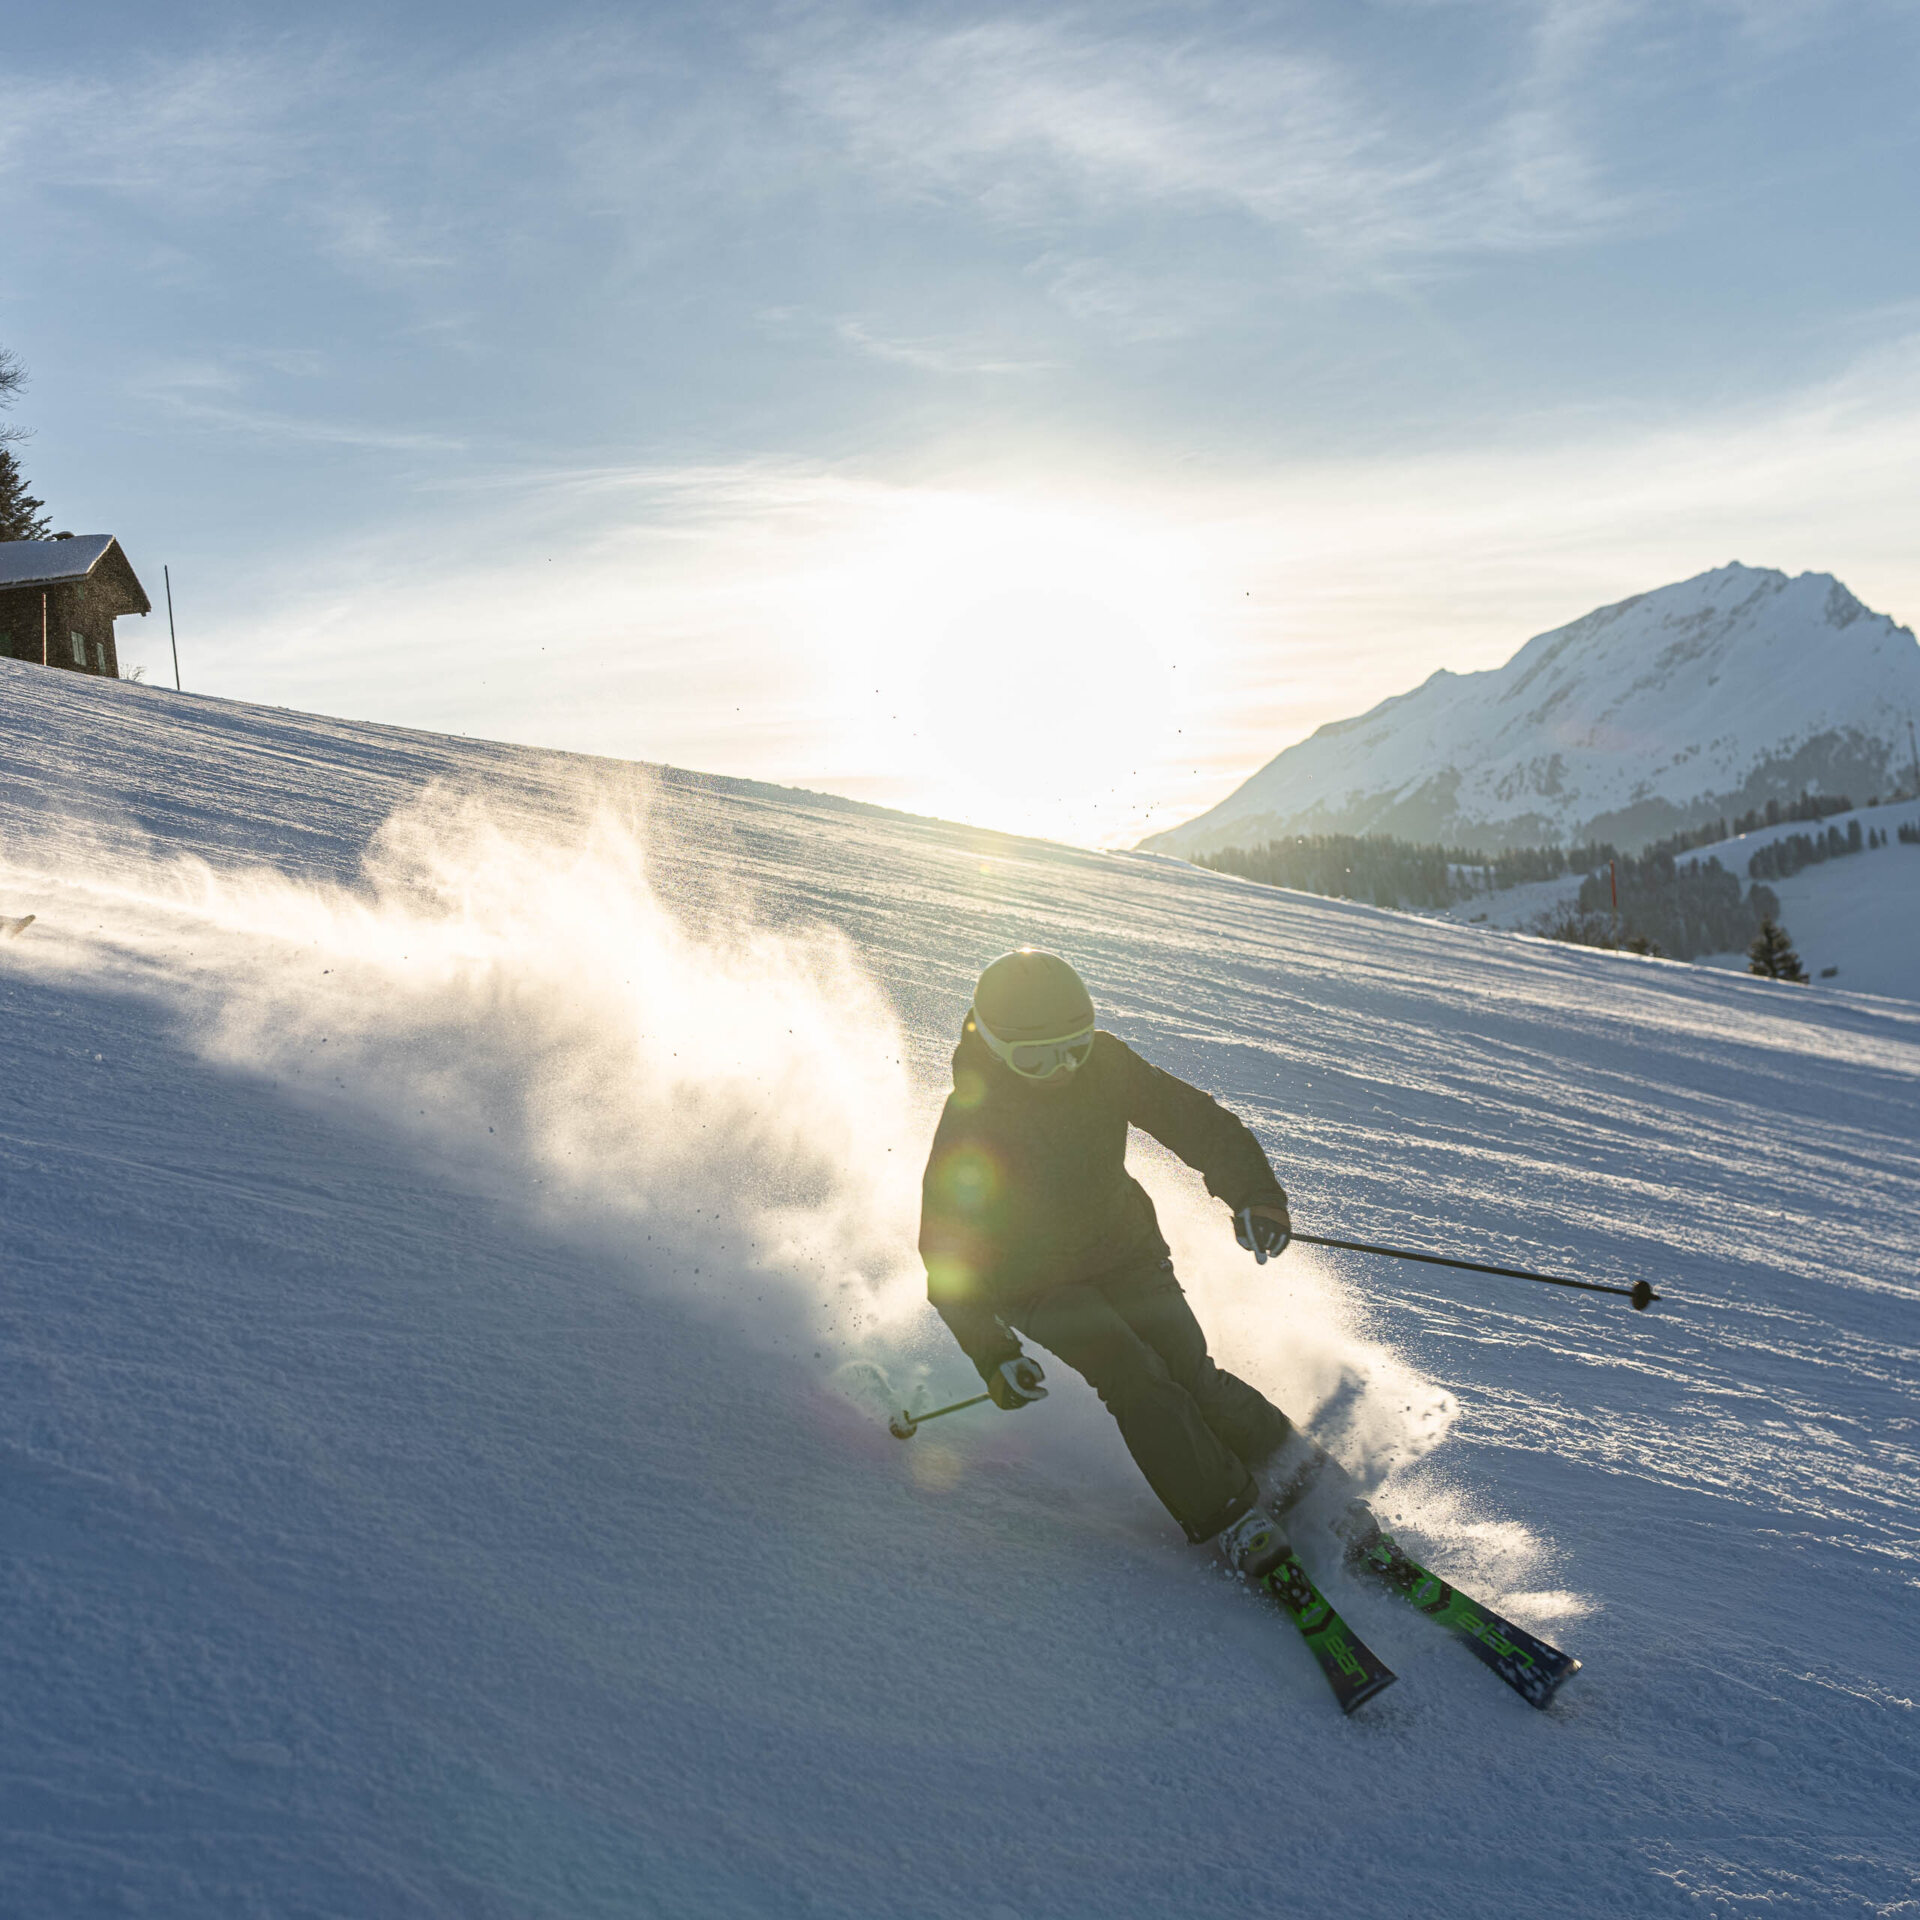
[919, 948, 1370, 1580]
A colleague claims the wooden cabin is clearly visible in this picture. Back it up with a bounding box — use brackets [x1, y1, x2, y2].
[0, 535, 151, 677]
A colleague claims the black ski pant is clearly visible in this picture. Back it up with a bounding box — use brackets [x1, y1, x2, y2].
[1010, 1257, 1294, 1545]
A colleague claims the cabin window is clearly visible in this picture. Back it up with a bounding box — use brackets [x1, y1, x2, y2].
[91, 639, 105, 671]
[70, 631, 86, 665]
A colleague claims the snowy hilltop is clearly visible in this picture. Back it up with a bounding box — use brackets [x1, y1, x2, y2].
[1145, 564, 1920, 857]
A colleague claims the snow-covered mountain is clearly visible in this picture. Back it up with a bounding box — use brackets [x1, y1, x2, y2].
[3, 662, 1918, 1916]
[1146, 564, 1920, 857]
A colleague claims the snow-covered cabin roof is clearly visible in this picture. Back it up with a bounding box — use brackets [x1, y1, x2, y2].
[0, 536, 151, 615]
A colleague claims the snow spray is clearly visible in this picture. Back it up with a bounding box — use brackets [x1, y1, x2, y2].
[2, 780, 937, 1361]
[0, 777, 1509, 1584]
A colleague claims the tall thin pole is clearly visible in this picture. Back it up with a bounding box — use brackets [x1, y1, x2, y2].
[164, 565, 180, 690]
[41, 589, 47, 667]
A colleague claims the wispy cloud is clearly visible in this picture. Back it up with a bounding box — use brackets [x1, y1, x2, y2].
[771, 6, 1636, 265]
[131, 324, 1920, 849]
[1700, 0, 1850, 55]
[0, 36, 486, 326]
[130, 359, 468, 453]
[1031, 254, 1229, 343]
[0, 47, 320, 209]
[832, 318, 1053, 375]
[313, 198, 461, 285]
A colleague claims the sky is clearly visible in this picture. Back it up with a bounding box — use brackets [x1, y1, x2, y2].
[6, 0, 1920, 845]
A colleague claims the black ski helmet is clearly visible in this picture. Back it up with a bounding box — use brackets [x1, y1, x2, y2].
[972, 949, 1095, 1043]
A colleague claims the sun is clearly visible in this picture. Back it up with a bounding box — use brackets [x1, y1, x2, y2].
[812, 484, 1208, 842]
[919, 579, 1171, 809]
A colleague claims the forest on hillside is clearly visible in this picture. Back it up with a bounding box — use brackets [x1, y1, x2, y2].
[1197, 827, 1795, 961]
[1566, 852, 1779, 960]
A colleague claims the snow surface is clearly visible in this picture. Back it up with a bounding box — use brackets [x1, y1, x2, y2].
[3, 660, 1918, 1918]
[1146, 564, 1920, 856]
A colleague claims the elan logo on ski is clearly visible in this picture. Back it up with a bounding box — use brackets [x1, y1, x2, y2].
[1259, 1549, 1396, 1715]
[1355, 1538, 1581, 1710]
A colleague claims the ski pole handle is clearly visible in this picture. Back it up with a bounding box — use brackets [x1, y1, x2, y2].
[1293, 1233, 1660, 1310]
[888, 1391, 992, 1439]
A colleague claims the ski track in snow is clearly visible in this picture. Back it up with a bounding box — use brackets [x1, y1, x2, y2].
[2, 663, 1917, 1918]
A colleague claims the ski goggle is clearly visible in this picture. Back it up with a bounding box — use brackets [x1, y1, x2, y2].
[973, 1011, 1095, 1080]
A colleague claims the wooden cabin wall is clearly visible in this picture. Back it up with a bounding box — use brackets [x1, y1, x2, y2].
[0, 582, 122, 675]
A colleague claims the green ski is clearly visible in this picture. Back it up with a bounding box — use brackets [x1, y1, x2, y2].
[1351, 1535, 1579, 1709]
[1261, 1549, 1397, 1714]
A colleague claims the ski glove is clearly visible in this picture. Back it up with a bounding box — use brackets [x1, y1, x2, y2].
[987, 1356, 1049, 1411]
[1235, 1201, 1293, 1264]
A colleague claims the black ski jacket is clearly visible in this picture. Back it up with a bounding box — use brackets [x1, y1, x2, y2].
[919, 1015, 1286, 1377]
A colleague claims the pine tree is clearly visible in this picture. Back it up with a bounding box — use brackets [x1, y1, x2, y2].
[1747, 918, 1808, 983]
[0, 346, 51, 541]
[0, 446, 50, 541]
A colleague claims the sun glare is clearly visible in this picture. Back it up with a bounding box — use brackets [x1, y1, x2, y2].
[806, 486, 1213, 844]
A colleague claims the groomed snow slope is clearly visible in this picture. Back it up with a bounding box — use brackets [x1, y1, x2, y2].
[3, 663, 1917, 1919]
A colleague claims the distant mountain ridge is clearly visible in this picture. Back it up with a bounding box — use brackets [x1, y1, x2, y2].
[1144, 564, 1920, 857]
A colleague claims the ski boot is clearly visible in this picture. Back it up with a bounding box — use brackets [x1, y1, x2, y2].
[1257, 1436, 1392, 1565]
[1331, 1496, 1390, 1569]
[1218, 1505, 1294, 1581]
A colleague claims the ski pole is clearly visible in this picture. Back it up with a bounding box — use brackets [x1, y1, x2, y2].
[888, 1392, 991, 1439]
[1292, 1233, 1660, 1310]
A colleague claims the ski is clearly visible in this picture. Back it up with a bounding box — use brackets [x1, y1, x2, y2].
[1260, 1548, 1396, 1714]
[1350, 1535, 1579, 1709]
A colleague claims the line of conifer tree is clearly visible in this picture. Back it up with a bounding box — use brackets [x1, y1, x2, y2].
[1197, 833, 1460, 909]
[1195, 797, 1902, 921]
[1198, 827, 1788, 960]
[1746, 818, 1877, 881]
[1569, 851, 1779, 960]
